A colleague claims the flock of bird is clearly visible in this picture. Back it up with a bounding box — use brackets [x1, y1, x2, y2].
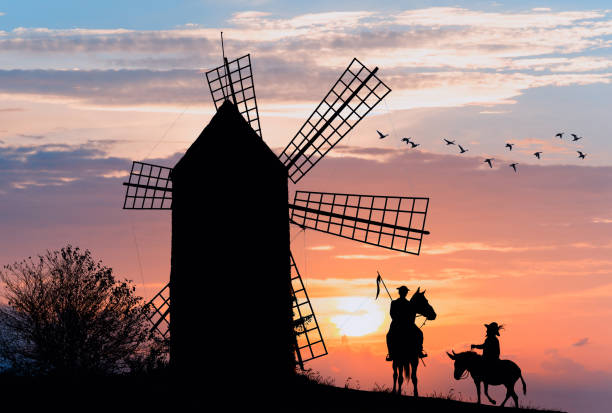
[376, 130, 588, 173]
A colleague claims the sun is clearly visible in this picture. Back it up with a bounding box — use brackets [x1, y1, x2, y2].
[330, 297, 386, 337]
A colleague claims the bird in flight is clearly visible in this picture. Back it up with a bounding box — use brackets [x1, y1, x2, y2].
[534, 151, 543, 159]
[484, 158, 494, 168]
[401, 137, 412, 144]
[571, 133, 579, 141]
[505, 143, 514, 151]
[555, 132, 564, 139]
[458, 145, 468, 154]
[510, 163, 518, 173]
[443, 138, 456, 145]
[572, 135, 583, 142]
[409, 141, 420, 148]
[577, 151, 587, 159]
[377, 130, 389, 139]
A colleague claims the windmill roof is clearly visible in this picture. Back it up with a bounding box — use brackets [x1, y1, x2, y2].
[174, 100, 282, 175]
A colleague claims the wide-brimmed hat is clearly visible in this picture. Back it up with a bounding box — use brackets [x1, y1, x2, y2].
[397, 286, 410, 294]
[485, 322, 503, 336]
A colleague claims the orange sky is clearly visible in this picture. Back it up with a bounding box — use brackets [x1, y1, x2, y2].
[2, 4, 612, 412]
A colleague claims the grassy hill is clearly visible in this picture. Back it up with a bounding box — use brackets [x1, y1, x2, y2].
[0, 372, 566, 412]
[291, 375, 566, 413]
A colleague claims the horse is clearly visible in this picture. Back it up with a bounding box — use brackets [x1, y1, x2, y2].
[391, 287, 436, 396]
[446, 350, 527, 407]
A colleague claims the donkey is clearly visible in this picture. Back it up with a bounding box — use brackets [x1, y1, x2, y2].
[447, 350, 526, 407]
[391, 288, 436, 396]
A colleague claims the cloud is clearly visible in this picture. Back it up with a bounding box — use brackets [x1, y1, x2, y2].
[335, 254, 402, 260]
[18, 133, 45, 140]
[423, 242, 553, 255]
[573, 337, 589, 347]
[308, 245, 335, 251]
[0, 7, 611, 110]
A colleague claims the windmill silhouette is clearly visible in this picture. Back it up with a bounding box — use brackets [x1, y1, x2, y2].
[122, 53, 430, 386]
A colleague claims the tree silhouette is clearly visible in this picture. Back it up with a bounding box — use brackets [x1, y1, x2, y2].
[0, 245, 156, 376]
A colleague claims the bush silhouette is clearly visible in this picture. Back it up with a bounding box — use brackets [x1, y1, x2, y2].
[0, 245, 158, 376]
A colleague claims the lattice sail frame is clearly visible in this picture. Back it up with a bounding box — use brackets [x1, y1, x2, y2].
[205, 54, 262, 138]
[123, 161, 173, 210]
[290, 191, 429, 255]
[146, 282, 170, 339]
[291, 252, 327, 368]
[279, 58, 391, 184]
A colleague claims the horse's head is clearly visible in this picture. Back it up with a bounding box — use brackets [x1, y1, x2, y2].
[410, 287, 436, 320]
[447, 350, 476, 380]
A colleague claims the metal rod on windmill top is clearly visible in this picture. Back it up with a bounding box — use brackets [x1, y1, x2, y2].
[220, 32, 238, 106]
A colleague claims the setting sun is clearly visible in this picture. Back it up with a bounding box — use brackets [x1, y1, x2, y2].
[330, 297, 386, 337]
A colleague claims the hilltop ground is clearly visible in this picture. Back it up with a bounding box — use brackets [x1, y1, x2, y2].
[0, 373, 566, 412]
[291, 374, 566, 413]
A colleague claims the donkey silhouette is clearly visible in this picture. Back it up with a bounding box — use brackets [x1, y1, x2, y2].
[447, 350, 526, 407]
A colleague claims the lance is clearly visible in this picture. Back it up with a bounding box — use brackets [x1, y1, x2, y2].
[376, 270, 393, 301]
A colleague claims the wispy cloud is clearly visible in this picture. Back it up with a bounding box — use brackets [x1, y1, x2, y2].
[573, 337, 590, 347]
[335, 254, 402, 260]
[0, 7, 611, 110]
[308, 245, 335, 251]
[423, 242, 552, 255]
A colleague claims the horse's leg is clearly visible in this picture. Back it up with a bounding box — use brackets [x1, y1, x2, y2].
[483, 382, 496, 405]
[397, 364, 404, 395]
[510, 385, 519, 408]
[500, 387, 511, 407]
[411, 359, 418, 397]
[474, 379, 481, 404]
[392, 363, 398, 394]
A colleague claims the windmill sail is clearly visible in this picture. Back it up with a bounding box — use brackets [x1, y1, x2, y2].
[278, 58, 391, 184]
[206, 54, 262, 138]
[146, 282, 170, 339]
[289, 191, 430, 255]
[291, 252, 327, 368]
[123, 161, 173, 209]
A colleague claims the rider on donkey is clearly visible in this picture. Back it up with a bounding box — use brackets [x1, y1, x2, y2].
[471, 322, 503, 374]
[385, 286, 427, 361]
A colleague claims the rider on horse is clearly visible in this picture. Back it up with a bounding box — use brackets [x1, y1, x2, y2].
[385, 286, 426, 361]
[471, 322, 503, 372]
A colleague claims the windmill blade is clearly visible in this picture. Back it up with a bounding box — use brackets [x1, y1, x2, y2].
[205, 54, 262, 138]
[123, 161, 173, 209]
[146, 282, 170, 339]
[279, 58, 391, 184]
[289, 191, 430, 255]
[291, 251, 327, 369]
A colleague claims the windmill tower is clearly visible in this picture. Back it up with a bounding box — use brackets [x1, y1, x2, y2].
[123, 54, 430, 390]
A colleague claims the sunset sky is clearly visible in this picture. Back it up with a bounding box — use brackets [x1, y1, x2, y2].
[1, 1, 612, 412]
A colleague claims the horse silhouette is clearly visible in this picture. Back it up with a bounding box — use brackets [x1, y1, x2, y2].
[391, 288, 436, 396]
[447, 350, 526, 407]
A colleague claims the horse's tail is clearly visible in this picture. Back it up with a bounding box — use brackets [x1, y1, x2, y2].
[519, 374, 527, 395]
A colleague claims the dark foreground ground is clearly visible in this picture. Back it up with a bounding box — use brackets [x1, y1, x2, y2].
[290, 378, 566, 413]
[0, 374, 566, 412]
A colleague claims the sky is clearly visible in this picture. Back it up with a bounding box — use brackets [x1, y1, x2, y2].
[1, 1, 612, 412]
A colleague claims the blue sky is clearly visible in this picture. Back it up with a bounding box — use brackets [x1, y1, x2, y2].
[2, 1, 612, 30]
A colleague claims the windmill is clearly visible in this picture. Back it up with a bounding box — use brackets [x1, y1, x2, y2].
[122, 53, 430, 385]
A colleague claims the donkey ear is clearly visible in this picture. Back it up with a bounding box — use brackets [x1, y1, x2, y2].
[422, 289, 427, 294]
[416, 287, 421, 293]
[447, 351, 455, 360]
[452, 350, 457, 355]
